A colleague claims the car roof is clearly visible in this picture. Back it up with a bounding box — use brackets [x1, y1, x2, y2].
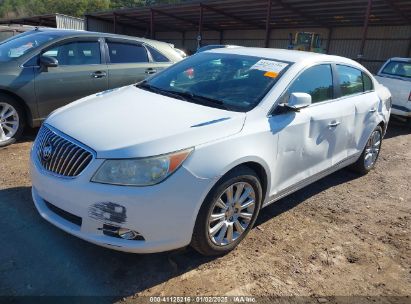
[31, 28, 170, 46]
[208, 47, 360, 67]
[387, 57, 411, 62]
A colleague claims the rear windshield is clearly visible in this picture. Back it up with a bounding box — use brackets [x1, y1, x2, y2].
[0, 31, 59, 62]
[381, 61, 411, 79]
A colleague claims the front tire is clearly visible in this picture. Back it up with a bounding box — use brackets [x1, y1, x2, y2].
[191, 166, 262, 256]
[0, 95, 25, 148]
[351, 126, 383, 175]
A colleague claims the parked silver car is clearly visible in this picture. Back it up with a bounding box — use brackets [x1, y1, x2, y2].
[0, 28, 183, 147]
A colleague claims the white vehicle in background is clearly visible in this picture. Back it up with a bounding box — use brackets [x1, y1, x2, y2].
[31, 49, 391, 256]
[375, 57, 411, 126]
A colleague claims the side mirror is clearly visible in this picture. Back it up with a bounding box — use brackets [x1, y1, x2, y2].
[40, 55, 58, 68]
[285, 92, 312, 111]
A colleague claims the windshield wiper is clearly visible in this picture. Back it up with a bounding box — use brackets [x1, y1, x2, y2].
[137, 82, 229, 110]
[136, 82, 189, 101]
[169, 91, 229, 110]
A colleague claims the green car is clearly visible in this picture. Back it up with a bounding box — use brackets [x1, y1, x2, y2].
[0, 28, 183, 147]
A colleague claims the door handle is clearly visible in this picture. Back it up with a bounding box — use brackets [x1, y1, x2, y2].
[369, 107, 377, 113]
[145, 68, 157, 75]
[91, 71, 107, 78]
[328, 121, 341, 128]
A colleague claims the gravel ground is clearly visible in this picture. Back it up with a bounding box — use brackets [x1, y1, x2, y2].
[0, 119, 410, 303]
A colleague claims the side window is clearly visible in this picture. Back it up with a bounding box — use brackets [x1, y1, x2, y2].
[362, 72, 374, 92]
[336, 65, 363, 96]
[286, 64, 333, 103]
[107, 42, 148, 64]
[146, 45, 170, 62]
[43, 41, 101, 66]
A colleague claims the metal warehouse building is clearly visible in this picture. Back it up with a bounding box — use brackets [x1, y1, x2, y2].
[85, 0, 411, 73]
[0, 13, 84, 31]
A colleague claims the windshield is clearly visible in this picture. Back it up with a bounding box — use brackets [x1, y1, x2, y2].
[140, 53, 291, 112]
[0, 31, 59, 62]
[381, 61, 411, 79]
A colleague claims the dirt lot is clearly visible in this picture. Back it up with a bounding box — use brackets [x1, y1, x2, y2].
[0, 120, 410, 302]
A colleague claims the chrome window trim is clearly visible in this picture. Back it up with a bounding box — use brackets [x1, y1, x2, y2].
[268, 61, 376, 117]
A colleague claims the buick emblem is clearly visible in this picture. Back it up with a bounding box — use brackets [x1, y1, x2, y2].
[42, 144, 54, 162]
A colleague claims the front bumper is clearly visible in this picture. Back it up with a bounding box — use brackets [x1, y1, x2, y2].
[31, 154, 215, 253]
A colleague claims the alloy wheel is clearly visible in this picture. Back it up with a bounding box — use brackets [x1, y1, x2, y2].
[364, 129, 381, 169]
[207, 182, 256, 246]
[0, 102, 20, 144]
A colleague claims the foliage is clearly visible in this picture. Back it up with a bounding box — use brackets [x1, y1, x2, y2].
[0, 0, 182, 18]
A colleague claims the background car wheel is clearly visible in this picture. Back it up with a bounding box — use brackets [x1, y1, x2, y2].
[0, 95, 25, 148]
[191, 166, 262, 256]
[407, 118, 411, 129]
[350, 125, 383, 175]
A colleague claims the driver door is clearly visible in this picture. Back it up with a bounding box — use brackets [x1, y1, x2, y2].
[34, 38, 108, 118]
[269, 64, 353, 195]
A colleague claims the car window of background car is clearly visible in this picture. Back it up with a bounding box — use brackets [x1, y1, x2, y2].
[147, 53, 289, 111]
[43, 41, 101, 65]
[0, 32, 59, 62]
[145, 45, 170, 62]
[284, 64, 333, 103]
[381, 61, 411, 78]
[336, 65, 364, 96]
[107, 42, 148, 64]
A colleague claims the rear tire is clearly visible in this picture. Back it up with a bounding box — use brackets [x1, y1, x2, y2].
[407, 118, 411, 129]
[191, 166, 262, 256]
[350, 125, 383, 175]
[0, 95, 25, 148]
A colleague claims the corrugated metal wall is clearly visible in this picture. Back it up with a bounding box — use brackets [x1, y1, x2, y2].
[56, 14, 85, 30]
[87, 17, 411, 73]
[86, 17, 145, 37]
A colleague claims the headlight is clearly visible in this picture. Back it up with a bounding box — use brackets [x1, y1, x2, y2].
[91, 148, 193, 186]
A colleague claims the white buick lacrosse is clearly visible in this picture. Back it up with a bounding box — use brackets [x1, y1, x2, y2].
[31, 48, 391, 256]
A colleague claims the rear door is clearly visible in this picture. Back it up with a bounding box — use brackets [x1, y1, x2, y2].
[105, 39, 158, 89]
[334, 65, 380, 154]
[35, 37, 108, 118]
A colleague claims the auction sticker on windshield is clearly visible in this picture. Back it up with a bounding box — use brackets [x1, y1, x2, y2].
[251, 59, 288, 76]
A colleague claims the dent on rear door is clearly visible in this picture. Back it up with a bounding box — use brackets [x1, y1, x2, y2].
[352, 92, 381, 151]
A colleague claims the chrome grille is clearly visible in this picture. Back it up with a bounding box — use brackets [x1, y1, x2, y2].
[35, 125, 93, 177]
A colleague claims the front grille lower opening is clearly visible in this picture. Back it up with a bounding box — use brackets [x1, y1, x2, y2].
[45, 201, 82, 227]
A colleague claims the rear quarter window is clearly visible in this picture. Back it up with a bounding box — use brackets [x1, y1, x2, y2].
[146, 45, 170, 62]
[362, 72, 374, 91]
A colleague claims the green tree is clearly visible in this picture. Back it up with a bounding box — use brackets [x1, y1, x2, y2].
[0, 0, 182, 18]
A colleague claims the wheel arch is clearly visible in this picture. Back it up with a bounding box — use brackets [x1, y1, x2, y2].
[378, 120, 386, 136]
[0, 89, 33, 127]
[214, 157, 271, 204]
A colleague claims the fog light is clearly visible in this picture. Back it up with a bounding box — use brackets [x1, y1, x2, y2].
[118, 228, 140, 240]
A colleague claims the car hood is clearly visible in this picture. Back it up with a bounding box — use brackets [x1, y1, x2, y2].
[46, 85, 246, 159]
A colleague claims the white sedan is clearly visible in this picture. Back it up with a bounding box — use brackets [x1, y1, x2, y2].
[30, 48, 391, 256]
[375, 57, 411, 125]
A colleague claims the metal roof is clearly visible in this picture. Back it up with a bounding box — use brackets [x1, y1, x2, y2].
[85, 0, 411, 32]
[0, 13, 84, 28]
